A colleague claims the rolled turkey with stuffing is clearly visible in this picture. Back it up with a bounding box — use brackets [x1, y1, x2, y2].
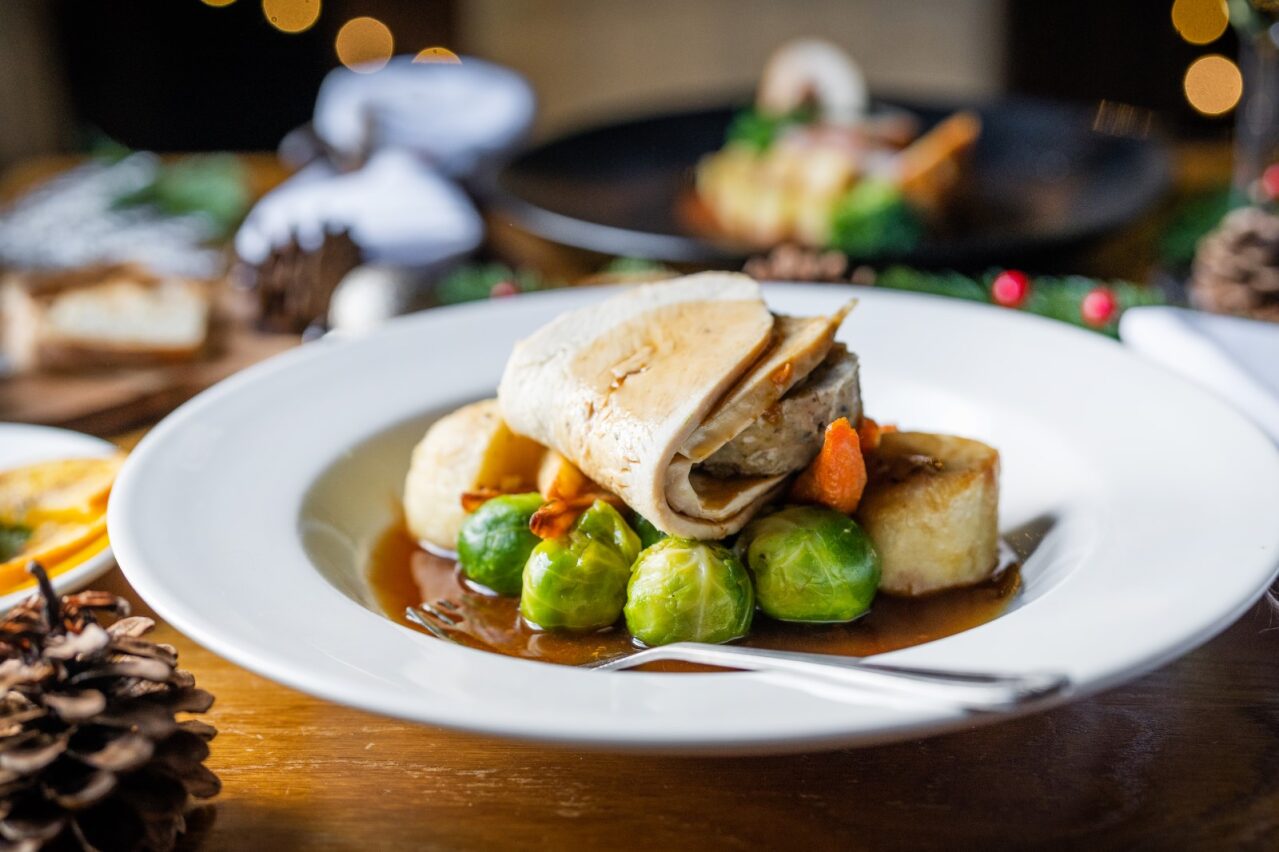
[497, 273, 859, 539]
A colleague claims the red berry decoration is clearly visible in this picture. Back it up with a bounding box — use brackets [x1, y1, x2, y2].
[1262, 164, 1279, 202]
[490, 279, 519, 298]
[991, 270, 1031, 308]
[1081, 286, 1119, 327]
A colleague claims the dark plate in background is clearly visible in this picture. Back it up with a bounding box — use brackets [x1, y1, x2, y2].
[493, 99, 1171, 269]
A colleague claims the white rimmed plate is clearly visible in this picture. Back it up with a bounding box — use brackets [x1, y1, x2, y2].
[108, 285, 1279, 754]
[0, 423, 117, 610]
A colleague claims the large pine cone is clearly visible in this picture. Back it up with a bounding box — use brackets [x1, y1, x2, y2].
[1190, 206, 1279, 322]
[0, 567, 219, 852]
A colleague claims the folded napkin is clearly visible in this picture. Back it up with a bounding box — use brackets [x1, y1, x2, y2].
[1119, 306, 1279, 444]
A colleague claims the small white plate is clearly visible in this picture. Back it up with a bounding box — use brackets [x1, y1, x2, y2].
[108, 285, 1279, 753]
[0, 423, 117, 610]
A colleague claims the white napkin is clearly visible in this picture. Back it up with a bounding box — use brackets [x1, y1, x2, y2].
[313, 56, 536, 179]
[234, 150, 483, 268]
[1119, 306, 1279, 443]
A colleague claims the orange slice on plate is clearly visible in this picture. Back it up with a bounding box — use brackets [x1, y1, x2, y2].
[0, 515, 109, 591]
[0, 455, 123, 524]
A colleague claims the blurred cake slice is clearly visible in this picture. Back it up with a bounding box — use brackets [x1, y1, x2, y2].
[1, 264, 211, 371]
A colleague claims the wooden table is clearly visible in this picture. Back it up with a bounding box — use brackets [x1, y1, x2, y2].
[92, 559, 1279, 851]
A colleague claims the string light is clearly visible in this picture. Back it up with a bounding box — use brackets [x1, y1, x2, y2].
[1184, 54, 1243, 115]
[262, 0, 321, 34]
[335, 16, 393, 72]
[413, 47, 462, 64]
[1171, 0, 1229, 45]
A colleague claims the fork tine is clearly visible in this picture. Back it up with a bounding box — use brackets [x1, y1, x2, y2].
[405, 606, 457, 643]
[421, 600, 459, 627]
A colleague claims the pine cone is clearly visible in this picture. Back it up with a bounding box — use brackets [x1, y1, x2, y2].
[1190, 206, 1279, 323]
[743, 244, 849, 282]
[0, 565, 219, 852]
[247, 230, 363, 334]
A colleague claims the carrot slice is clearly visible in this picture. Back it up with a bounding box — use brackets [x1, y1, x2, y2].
[857, 417, 882, 452]
[789, 417, 868, 515]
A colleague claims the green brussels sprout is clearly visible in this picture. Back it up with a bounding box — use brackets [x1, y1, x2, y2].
[574, 501, 641, 565]
[519, 501, 647, 631]
[520, 533, 633, 630]
[456, 493, 544, 595]
[631, 514, 667, 550]
[740, 506, 880, 622]
[624, 538, 754, 647]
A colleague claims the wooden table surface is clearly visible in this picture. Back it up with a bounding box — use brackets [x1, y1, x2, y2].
[92, 559, 1279, 852]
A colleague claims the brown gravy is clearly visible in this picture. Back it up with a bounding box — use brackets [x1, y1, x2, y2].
[369, 521, 1020, 668]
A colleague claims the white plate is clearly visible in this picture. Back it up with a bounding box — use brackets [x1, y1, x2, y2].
[108, 285, 1279, 754]
[0, 423, 117, 610]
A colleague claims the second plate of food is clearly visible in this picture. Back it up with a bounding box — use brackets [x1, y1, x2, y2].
[109, 279, 1279, 753]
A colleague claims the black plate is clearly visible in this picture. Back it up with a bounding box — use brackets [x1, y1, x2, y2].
[493, 99, 1171, 268]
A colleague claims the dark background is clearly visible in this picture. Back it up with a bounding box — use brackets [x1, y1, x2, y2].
[41, 0, 1232, 153]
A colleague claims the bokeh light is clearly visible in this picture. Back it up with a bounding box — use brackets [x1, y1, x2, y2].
[201, 0, 238, 7]
[1171, 0, 1229, 45]
[335, 16, 393, 72]
[262, 0, 321, 34]
[413, 47, 462, 64]
[1184, 54, 1243, 115]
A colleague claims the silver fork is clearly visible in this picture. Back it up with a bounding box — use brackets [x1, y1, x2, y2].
[405, 601, 463, 642]
[405, 605, 1068, 712]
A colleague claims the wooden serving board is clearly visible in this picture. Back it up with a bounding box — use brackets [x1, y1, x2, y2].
[0, 303, 298, 437]
[0, 153, 299, 437]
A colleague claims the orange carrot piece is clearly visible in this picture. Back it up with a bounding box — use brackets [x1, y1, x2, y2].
[789, 417, 868, 515]
[857, 417, 883, 452]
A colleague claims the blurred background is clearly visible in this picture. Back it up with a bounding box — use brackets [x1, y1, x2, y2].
[1, 0, 1273, 437]
[0, 0, 1239, 158]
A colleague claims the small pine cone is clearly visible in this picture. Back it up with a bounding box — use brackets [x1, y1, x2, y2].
[1190, 206, 1279, 322]
[0, 565, 219, 852]
[247, 230, 363, 334]
[743, 244, 849, 282]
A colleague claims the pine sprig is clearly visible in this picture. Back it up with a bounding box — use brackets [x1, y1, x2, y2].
[869, 266, 1161, 335]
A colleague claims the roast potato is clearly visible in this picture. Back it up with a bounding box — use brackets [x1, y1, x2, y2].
[855, 431, 999, 596]
[403, 399, 545, 550]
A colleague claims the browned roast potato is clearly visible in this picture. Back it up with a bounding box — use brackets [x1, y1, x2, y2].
[855, 431, 999, 596]
[403, 399, 545, 551]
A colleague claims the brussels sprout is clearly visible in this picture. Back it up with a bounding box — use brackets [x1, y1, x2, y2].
[631, 514, 667, 550]
[456, 493, 544, 595]
[740, 506, 880, 623]
[574, 501, 642, 565]
[519, 501, 645, 631]
[623, 538, 754, 646]
[520, 534, 633, 630]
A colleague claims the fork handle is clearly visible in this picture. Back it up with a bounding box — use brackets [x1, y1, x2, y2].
[613, 643, 1069, 712]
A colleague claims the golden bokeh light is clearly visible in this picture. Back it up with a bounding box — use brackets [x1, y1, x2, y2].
[335, 16, 394, 72]
[1171, 0, 1229, 45]
[1184, 54, 1243, 115]
[201, 0, 238, 7]
[413, 46, 462, 64]
[262, 0, 321, 34]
